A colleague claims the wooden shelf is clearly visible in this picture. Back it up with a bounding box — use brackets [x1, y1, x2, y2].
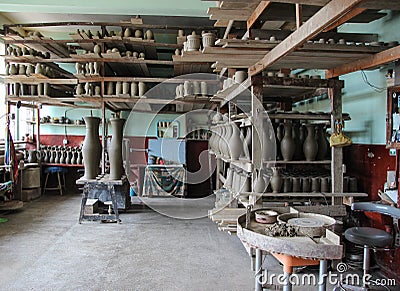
[39, 123, 85, 127]
[264, 160, 331, 165]
[42, 163, 84, 167]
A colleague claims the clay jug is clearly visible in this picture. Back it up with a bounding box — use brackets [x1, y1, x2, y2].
[270, 167, 282, 193]
[302, 177, 311, 192]
[253, 169, 266, 193]
[292, 121, 303, 160]
[94, 62, 100, 75]
[66, 150, 72, 164]
[71, 150, 77, 164]
[60, 150, 67, 164]
[262, 122, 275, 161]
[108, 118, 126, 180]
[303, 124, 318, 161]
[49, 150, 56, 163]
[82, 116, 102, 179]
[223, 124, 233, 158]
[316, 125, 328, 160]
[282, 177, 292, 193]
[280, 122, 295, 161]
[229, 123, 242, 160]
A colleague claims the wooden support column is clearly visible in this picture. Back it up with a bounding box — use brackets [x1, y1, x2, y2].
[101, 102, 106, 175]
[330, 80, 343, 205]
[250, 74, 263, 207]
[35, 105, 40, 151]
[247, 1, 271, 30]
[295, 3, 302, 29]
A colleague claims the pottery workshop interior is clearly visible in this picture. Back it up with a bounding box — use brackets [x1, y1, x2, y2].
[1, 1, 400, 290]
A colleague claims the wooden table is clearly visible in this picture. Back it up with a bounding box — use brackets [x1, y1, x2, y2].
[76, 174, 129, 223]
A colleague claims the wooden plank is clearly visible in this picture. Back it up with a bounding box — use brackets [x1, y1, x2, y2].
[223, 20, 235, 39]
[249, 0, 366, 76]
[208, 7, 252, 21]
[243, 0, 400, 9]
[326, 45, 400, 78]
[295, 3, 302, 30]
[247, 1, 271, 29]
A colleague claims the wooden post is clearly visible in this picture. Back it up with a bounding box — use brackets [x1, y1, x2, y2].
[251, 74, 263, 207]
[101, 102, 106, 175]
[330, 79, 343, 205]
[295, 3, 302, 29]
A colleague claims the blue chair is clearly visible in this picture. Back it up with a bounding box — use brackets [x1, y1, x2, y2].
[43, 166, 68, 195]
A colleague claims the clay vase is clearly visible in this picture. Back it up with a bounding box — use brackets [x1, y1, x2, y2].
[262, 122, 275, 161]
[145, 30, 154, 40]
[244, 127, 252, 159]
[82, 116, 102, 179]
[229, 123, 242, 160]
[76, 84, 83, 95]
[60, 151, 67, 164]
[270, 167, 283, 193]
[283, 177, 292, 193]
[49, 150, 56, 163]
[223, 124, 233, 158]
[303, 124, 318, 161]
[77, 150, 83, 165]
[131, 82, 138, 97]
[202, 32, 216, 47]
[311, 177, 321, 192]
[253, 169, 266, 193]
[292, 121, 303, 160]
[302, 177, 311, 192]
[316, 125, 328, 160]
[109, 118, 126, 180]
[55, 150, 61, 164]
[94, 62, 100, 75]
[276, 123, 284, 160]
[66, 150, 72, 164]
[94, 44, 101, 54]
[124, 28, 132, 37]
[280, 122, 295, 161]
[28, 150, 38, 163]
[71, 150, 77, 164]
[201, 81, 208, 96]
[106, 82, 114, 95]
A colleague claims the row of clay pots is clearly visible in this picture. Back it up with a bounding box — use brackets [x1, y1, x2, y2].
[175, 81, 209, 97]
[276, 121, 329, 161]
[6, 63, 55, 77]
[7, 46, 50, 59]
[224, 166, 251, 194]
[75, 62, 100, 76]
[182, 31, 216, 52]
[106, 81, 147, 97]
[8, 83, 50, 96]
[75, 28, 153, 40]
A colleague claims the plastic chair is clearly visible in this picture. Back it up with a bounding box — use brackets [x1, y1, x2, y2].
[43, 166, 68, 195]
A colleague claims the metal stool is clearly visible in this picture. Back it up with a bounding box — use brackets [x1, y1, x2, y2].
[43, 166, 68, 195]
[341, 202, 400, 290]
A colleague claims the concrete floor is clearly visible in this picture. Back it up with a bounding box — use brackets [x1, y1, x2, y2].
[0, 193, 378, 291]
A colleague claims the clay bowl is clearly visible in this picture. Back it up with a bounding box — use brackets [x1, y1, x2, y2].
[255, 210, 278, 224]
[277, 212, 336, 237]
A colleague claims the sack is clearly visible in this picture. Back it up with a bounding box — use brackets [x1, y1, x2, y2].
[330, 132, 352, 147]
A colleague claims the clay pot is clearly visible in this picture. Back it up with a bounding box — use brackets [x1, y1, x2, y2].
[122, 82, 130, 95]
[253, 169, 266, 193]
[292, 177, 301, 192]
[229, 123, 243, 160]
[270, 167, 282, 193]
[9, 64, 18, 75]
[138, 82, 146, 97]
[37, 83, 44, 96]
[303, 124, 318, 161]
[292, 121, 303, 160]
[311, 177, 321, 192]
[66, 150, 72, 164]
[145, 30, 154, 40]
[82, 117, 102, 179]
[94, 44, 101, 54]
[94, 86, 101, 96]
[71, 150, 77, 164]
[202, 32, 216, 47]
[283, 177, 292, 193]
[184, 81, 192, 96]
[77, 150, 83, 165]
[109, 118, 126, 180]
[225, 167, 233, 189]
[106, 82, 114, 95]
[94, 62, 100, 75]
[280, 122, 295, 161]
[131, 82, 138, 97]
[320, 177, 330, 192]
[134, 30, 143, 38]
[18, 65, 26, 75]
[244, 126, 252, 159]
[124, 28, 132, 37]
[201, 81, 208, 96]
[35, 63, 42, 75]
[115, 81, 122, 95]
[76, 84, 83, 95]
[187, 31, 201, 51]
[316, 125, 328, 160]
[302, 177, 311, 192]
[192, 81, 200, 95]
[234, 70, 248, 83]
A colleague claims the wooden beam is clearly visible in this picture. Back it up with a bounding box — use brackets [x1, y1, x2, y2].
[323, 7, 366, 32]
[247, 1, 271, 30]
[223, 20, 235, 39]
[249, 0, 366, 76]
[295, 3, 302, 30]
[326, 45, 400, 78]
[208, 7, 251, 21]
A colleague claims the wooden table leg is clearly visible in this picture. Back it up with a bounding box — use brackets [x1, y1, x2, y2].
[109, 185, 120, 223]
[79, 184, 89, 224]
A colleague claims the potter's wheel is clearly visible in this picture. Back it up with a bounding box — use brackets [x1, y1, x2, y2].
[287, 217, 325, 228]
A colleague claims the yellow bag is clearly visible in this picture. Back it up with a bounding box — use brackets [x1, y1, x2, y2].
[330, 120, 352, 147]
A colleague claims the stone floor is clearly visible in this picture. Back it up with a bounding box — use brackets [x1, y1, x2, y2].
[0, 193, 394, 290]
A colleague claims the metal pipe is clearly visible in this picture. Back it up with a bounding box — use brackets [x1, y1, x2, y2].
[363, 246, 370, 288]
[282, 271, 292, 291]
[318, 260, 327, 291]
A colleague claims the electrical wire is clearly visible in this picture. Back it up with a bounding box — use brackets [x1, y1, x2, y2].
[360, 70, 385, 93]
